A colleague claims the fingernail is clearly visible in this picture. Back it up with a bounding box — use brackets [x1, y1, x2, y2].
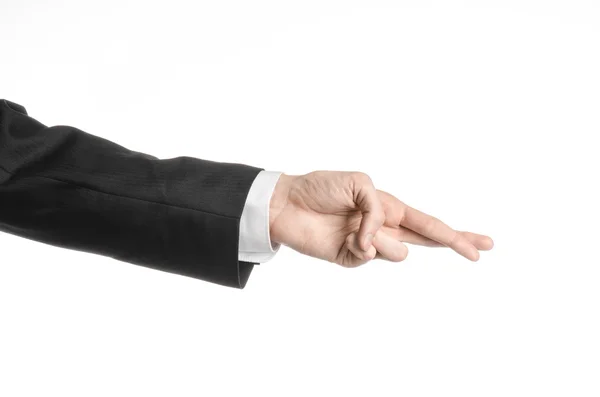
[364, 233, 373, 250]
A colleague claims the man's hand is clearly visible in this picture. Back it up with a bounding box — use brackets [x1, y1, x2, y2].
[269, 171, 494, 267]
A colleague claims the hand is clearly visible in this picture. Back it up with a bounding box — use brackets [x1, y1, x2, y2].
[269, 171, 494, 268]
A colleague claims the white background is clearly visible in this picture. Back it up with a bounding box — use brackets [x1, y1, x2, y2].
[1, 1, 599, 396]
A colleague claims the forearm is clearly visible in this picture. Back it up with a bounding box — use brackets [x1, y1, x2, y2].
[0, 100, 262, 288]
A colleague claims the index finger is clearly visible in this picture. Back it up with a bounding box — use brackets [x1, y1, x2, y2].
[401, 206, 480, 261]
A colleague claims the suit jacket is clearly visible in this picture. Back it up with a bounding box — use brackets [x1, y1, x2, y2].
[0, 99, 263, 288]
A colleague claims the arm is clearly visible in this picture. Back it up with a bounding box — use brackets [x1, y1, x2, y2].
[0, 99, 493, 289]
[0, 99, 261, 288]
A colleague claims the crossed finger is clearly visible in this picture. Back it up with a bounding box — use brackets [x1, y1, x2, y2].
[377, 190, 493, 261]
[382, 226, 494, 251]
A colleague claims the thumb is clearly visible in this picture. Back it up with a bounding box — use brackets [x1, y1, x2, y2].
[351, 173, 385, 251]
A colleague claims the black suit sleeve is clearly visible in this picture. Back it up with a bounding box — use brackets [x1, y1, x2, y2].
[0, 99, 263, 288]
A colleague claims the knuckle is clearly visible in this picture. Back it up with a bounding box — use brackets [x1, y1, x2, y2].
[352, 171, 372, 186]
[447, 230, 460, 247]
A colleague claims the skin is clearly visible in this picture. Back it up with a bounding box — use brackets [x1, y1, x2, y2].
[269, 171, 494, 268]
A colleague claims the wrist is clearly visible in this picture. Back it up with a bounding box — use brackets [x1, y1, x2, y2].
[269, 173, 297, 245]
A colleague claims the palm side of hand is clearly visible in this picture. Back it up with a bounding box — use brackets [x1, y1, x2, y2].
[269, 171, 493, 268]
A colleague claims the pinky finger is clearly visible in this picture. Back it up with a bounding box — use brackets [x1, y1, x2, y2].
[372, 230, 409, 262]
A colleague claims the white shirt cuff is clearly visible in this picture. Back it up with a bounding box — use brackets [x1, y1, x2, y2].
[238, 170, 282, 263]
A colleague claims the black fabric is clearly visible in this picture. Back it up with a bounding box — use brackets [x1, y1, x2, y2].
[0, 99, 262, 288]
